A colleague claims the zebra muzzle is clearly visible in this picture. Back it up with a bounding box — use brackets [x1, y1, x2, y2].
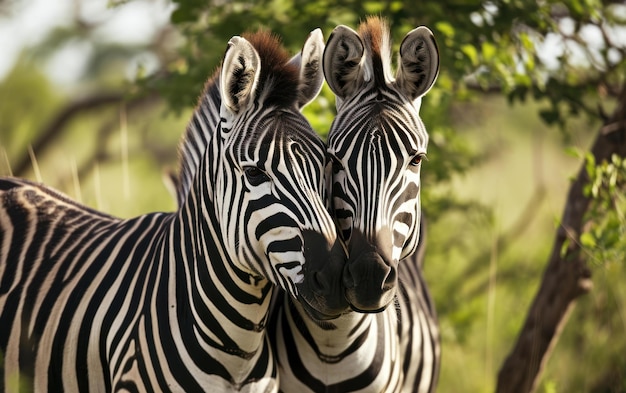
[343, 251, 398, 313]
[342, 228, 398, 313]
[297, 231, 349, 320]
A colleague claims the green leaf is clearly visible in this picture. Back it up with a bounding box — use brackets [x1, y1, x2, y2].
[513, 73, 532, 87]
[435, 21, 455, 39]
[539, 108, 560, 125]
[171, 8, 195, 24]
[519, 32, 535, 51]
[611, 154, 622, 166]
[363, 1, 385, 14]
[564, 146, 582, 158]
[580, 232, 596, 248]
[481, 42, 497, 62]
[585, 153, 596, 178]
[461, 44, 478, 66]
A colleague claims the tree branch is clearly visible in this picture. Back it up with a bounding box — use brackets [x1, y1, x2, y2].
[12, 92, 158, 178]
[57, 96, 161, 190]
[496, 80, 626, 393]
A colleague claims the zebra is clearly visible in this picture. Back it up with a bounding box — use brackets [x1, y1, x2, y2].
[269, 17, 441, 392]
[0, 29, 345, 392]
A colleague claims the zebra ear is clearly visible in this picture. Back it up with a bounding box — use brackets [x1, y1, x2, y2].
[395, 26, 439, 102]
[323, 25, 366, 103]
[289, 28, 325, 109]
[220, 36, 261, 116]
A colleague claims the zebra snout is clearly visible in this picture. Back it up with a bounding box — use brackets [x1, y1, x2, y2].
[343, 251, 398, 313]
[298, 232, 349, 320]
[341, 227, 398, 312]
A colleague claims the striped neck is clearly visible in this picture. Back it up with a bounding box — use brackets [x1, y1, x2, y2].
[277, 298, 402, 390]
[162, 153, 275, 388]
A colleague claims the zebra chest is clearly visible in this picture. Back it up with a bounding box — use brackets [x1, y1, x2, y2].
[104, 313, 279, 392]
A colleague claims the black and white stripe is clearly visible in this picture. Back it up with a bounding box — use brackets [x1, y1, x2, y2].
[271, 226, 440, 392]
[0, 30, 338, 392]
[270, 17, 442, 392]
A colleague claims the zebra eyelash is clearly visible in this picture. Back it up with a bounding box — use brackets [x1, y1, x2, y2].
[408, 152, 427, 167]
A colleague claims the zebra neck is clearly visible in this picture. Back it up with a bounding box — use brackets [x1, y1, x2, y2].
[165, 185, 274, 384]
[276, 298, 402, 390]
[288, 298, 398, 359]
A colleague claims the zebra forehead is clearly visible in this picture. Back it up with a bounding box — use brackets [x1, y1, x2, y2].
[330, 101, 427, 151]
[235, 118, 325, 166]
[251, 112, 322, 142]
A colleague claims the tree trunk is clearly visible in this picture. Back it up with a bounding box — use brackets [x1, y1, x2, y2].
[496, 82, 626, 393]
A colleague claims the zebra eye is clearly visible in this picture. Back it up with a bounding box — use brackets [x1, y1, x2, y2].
[409, 154, 426, 167]
[244, 166, 270, 186]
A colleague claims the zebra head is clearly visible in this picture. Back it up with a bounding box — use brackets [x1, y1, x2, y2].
[323, 17, 439, 312]
[213, 30, 346, 320]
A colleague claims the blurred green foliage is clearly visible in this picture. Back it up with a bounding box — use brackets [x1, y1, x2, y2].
[0, 64, 61, 156]
[1, 0, 626, 391]
[0, 62, 182, 216]
[425, 97, 626, 392]
[156, 0, 626, 124]
[583, 152, 626, 265]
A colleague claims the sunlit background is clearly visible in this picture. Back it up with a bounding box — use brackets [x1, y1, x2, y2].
[1, 1, 625, 391]
[0, 0, 171, 83]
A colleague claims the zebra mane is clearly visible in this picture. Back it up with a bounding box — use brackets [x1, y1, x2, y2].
[358, 16, 394, 86]
[242, 30, 300, 109]
[174, 74, 220, 207]
[174, 31, 301, 206]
